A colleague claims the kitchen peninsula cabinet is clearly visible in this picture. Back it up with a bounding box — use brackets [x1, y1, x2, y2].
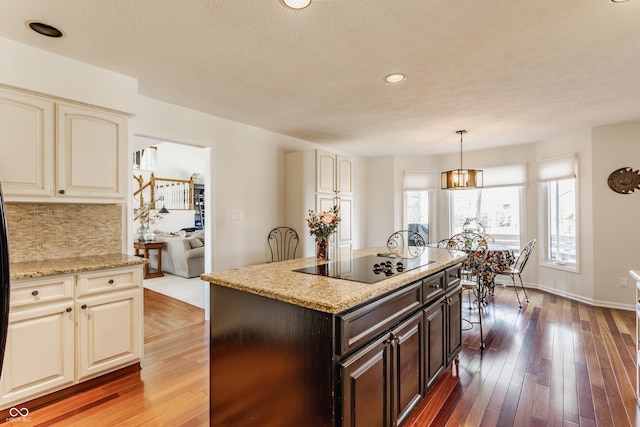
[1, 261, 143, 410]
[205, 247, 466, 426]
[0, 87, 127, 203]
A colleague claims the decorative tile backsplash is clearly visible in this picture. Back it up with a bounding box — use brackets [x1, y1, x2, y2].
[5, 203, 123, 263]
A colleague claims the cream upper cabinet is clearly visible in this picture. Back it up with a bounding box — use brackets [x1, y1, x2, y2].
[286, 150, 356, 259]
[56, 103, 126, 200]
[0, 87, 127, 202]
[316, 150, 353, 195]
[337, 155, 353, 195]
[0, 89, 54, 197]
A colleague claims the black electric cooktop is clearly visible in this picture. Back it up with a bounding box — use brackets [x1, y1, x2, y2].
[293, 255, 435, 284]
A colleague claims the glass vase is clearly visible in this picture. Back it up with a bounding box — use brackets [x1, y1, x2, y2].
[136, 225, 148, 242]
[316, 240, 329, 261]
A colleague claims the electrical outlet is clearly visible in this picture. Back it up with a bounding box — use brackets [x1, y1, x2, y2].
[619, 277, 628, 287]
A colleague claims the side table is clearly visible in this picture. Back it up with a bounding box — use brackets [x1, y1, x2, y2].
[134, 241, 166, 279]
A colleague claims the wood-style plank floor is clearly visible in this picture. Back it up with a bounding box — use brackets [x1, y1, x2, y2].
[4, 285, 638, 426]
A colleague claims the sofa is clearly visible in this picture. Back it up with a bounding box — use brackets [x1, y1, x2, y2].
[148, 232, 205, 278]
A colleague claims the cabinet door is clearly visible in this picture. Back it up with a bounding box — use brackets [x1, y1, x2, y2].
[392, 312, 423, 427]
[340, 335, 391, 427]
[56, 103, 126, 200]
[316, 150, 336, 193]
[0, 89, 54, 198]
[424, 300, 446, 389]
[76, 289, 141, 381]
[336, 155, 353, 195]
[446, 287, 462, 364]
[1, 301, 75, 407]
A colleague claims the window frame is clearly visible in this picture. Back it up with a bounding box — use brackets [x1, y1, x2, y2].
[447, 185, 526, 253]
[403, 190, 434, 243]
[540, 178, 579, 273]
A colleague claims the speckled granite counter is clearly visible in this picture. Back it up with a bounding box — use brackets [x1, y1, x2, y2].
[202, 246, 466, 314]
[10, 254, 146, 280]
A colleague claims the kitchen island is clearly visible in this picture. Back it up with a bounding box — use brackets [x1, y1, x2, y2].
[203, 247, 466, 426]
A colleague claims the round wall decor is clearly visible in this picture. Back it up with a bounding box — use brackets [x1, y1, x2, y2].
[607, 167, 640, 194]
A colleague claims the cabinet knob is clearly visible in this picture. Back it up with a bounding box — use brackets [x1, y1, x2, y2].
[108, 279, 115, 284]
[66, 307, 72, 313]
[31, 290, 39, 296]
[81, 304, 88, 309]
[59, 189, 65, 195]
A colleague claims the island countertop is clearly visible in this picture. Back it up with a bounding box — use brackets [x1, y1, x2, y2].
[201, 247, 466, 314]
[10, 253, 146, 280]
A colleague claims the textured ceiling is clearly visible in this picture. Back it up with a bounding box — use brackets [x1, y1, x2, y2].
[0, 0, 639, 156]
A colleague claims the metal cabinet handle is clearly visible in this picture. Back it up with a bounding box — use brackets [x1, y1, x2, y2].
[81, 304, 88, 309]
[31, 290, 39, 296]
[108, 279, 114, 284]
[59, 189, 65, 195]
[66, 307, 72, 313]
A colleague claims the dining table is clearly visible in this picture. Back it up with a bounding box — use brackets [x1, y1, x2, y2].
[469, 243, 516, 300]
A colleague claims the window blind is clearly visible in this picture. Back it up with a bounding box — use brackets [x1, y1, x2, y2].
[537, 154, 577, 182]
[403, 170, 438, 191]
[482, 164, 528, 188]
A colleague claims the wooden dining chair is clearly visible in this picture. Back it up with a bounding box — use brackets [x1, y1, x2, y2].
[500, 239, 536, 308]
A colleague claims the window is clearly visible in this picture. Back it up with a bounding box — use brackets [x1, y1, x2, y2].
[545, 179, 577, 267]
[403, 170, 437, 244]
[449, 186, 522, 251]
[404, 191, 430, 243]
[538, 154, 578, 270]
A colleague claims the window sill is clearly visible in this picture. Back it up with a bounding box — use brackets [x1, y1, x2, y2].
[541, 261, 579, 274]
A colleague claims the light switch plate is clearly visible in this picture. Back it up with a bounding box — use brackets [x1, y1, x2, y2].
[231, 209, 244, 221]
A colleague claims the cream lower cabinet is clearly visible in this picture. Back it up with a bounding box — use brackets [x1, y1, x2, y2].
[76, 288, 141, 381]
[0, 266, 143, 410]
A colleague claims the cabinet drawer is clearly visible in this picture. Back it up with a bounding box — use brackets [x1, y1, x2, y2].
[444, 265, 461, 290]
[424, 272, 445, 304]
[336, 281, 422, 356]
[10, 276, 74, 308]
[77, 267, 141, 297]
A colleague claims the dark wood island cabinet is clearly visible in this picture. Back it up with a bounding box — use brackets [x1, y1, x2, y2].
[203, 248, 466, 426]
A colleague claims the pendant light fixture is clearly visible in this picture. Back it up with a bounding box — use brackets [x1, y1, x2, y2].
[440, 130, 483, 190]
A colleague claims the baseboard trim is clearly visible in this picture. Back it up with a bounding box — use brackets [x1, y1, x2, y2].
[500, 281, 635, 312]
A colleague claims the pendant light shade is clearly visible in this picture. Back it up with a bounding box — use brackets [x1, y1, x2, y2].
[441, 130, 483, 190]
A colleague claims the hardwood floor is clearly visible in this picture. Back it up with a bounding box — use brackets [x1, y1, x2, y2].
[3, 285, 637, 426]
[3, 289, 209, 426]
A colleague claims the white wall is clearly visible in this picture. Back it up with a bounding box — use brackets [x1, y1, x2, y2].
[592, 121, 640, 307]
[0, 37, 137, 114]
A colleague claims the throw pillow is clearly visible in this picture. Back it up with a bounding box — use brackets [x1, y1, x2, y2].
[189, 237, 204, 248]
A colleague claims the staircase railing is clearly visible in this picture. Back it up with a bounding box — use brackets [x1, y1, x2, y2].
[133, 173, 195, 211]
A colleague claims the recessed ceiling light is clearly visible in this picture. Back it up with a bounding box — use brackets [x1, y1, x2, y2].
[384, 73, 406, 83]
[27, 21, 63, 38]
[281, 0, 312, 9]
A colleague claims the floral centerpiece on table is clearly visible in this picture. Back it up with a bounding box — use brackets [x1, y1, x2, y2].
[134, 199, 166, 241]
[306, 205, 341, 260]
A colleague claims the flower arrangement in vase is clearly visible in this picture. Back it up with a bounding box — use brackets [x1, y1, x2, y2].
[305, 205, 341, 260]
[134, 200, 166, 242]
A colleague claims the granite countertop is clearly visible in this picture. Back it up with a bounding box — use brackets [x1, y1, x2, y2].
[10, 254, 146, 280]
[201, 247, 466, 314]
